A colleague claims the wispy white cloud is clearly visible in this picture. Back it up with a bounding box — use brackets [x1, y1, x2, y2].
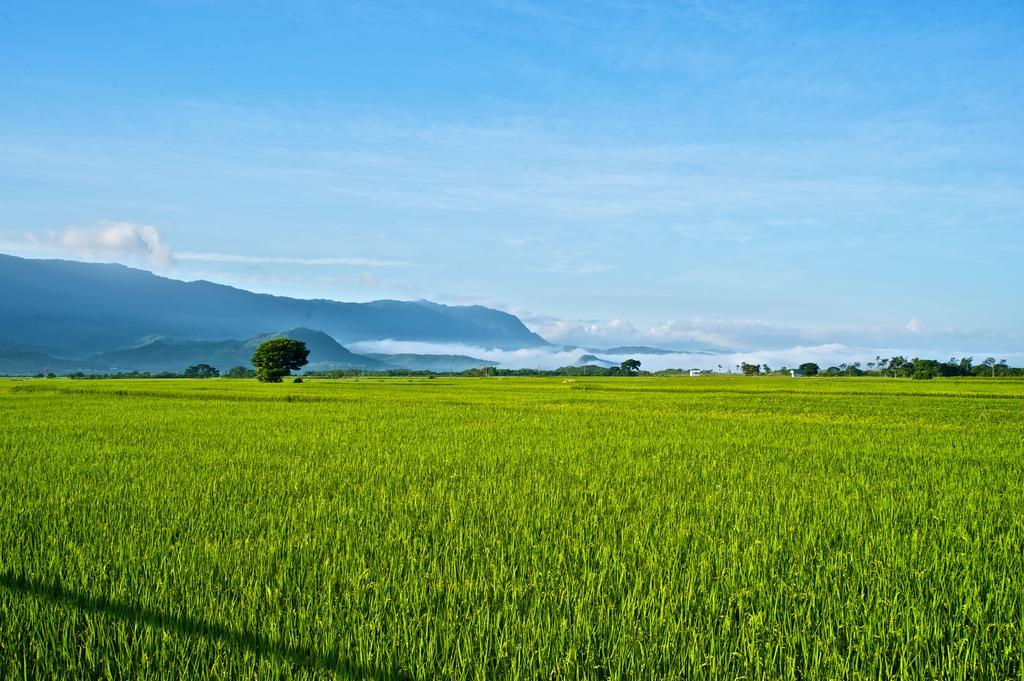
[174, 116, 1024, 245]
[531, 255, 614, 276]
[176, 252, 412, 267]
[360, 271, 381, 288]
[503, 240, 614, 276]
[1, 223, 414, 271]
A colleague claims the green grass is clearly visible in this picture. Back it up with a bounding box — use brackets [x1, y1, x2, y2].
[1, 376, 1022, 679]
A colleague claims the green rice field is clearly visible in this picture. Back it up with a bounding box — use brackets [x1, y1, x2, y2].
[1, 376, 1022, 679]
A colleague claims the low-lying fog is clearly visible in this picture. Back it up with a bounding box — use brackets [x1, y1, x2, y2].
[349, 340, 1024, 373]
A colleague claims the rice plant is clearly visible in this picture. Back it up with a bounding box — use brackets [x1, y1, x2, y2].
[0, 376, 1021, 679]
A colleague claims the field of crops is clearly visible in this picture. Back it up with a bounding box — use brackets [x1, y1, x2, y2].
[1, 376, 1022, 679]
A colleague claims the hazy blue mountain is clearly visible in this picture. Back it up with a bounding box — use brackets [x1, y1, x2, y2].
[574, 353, 617, 368]
[0, 254, 549, 357]
[591, 345, 718, 356]
[89, 328, 395, 373]
[0, 345, 106, 375]
[595, 345, 678, 355]
[363, 353, 498, 372]
[91, 338, 254, 373]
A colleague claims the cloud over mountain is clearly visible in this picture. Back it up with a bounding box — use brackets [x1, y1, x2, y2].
[21, 222, 176, 268]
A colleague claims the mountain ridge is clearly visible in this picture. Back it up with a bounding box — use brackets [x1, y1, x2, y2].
[362, 353, 498, 372]
[0, 253, 549, 356]
[87, 327, 398, 373]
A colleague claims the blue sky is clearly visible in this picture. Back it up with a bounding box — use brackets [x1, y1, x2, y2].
[1, 0, 1022, 356]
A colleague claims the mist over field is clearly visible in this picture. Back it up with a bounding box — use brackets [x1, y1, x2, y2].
[349, 339, 1024, 372]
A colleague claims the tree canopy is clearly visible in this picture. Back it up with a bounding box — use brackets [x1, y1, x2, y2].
[739, 362, 761, 376]
[798, 362, 820, 376]
[251, 338, 310, 383]
[620, 358, 642, 374]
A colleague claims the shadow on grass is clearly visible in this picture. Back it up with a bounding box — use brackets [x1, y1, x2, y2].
[0, 570, 403, 680]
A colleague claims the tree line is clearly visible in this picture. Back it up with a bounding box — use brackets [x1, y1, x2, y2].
[29, 348, 1022, 381]
[60, 365, 251, 380]
[49, 339, 310, 382]
[734, 356, 1019, 379]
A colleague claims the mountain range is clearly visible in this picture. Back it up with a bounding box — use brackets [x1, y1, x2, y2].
[0, 254, 546, 355]
[0, 254, 546, 374]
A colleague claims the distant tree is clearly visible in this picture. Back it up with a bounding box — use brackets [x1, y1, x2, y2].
[739, 362, 761, 376]
[762, 364, 771, 375]
[184, 363, 220, 379]
[620, 358, 642, 374]
[798, 362, 819, 376]
[887, 356, 913, 378]
[911, 358, 940, 380]
[225, 366, 257, 379]
[981, 357, 997, 378]
[252, 338, 310, 383]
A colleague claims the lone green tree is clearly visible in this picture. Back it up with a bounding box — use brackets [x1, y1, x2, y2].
[620, 358, 642, 374]
[251, 338, 309, 383]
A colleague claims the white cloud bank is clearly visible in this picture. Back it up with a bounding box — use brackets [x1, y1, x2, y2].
[523, 314, 839, 351]
[7, 221, 177, 268]
[348, 339, 1024, 372]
